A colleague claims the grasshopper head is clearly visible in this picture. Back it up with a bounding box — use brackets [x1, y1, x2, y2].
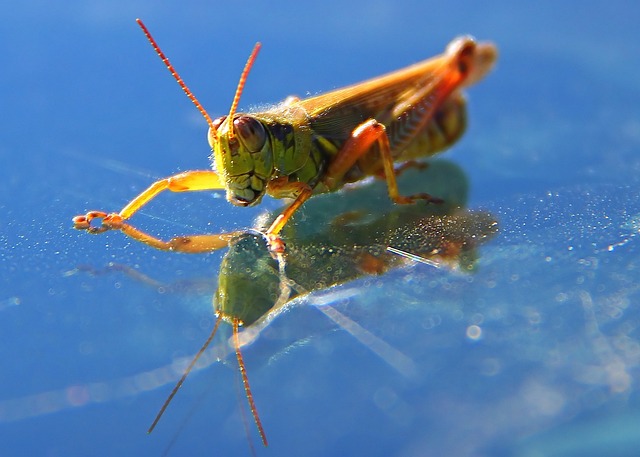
[135, 21, 269, 206]
[209, 115, 274, 207]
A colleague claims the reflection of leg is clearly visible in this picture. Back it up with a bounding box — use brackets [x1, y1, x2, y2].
[77, 215, 239, 253]
[120, 222, 239, 253]
[119, 220, 239, 253]
[70, 263, 165, 289]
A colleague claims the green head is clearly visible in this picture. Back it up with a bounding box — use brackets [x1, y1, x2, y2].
[208, 113, 274, 207]
[215, 232, 282, 326]
[207, 42, 274, 207]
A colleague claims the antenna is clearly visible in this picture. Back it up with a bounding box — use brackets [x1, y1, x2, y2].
[226, 43, 262, 141]
[135, 18, 218, 140]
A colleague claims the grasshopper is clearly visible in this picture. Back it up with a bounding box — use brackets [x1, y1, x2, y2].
[73, 19, 497, 255]
[72, 20, 496, 446]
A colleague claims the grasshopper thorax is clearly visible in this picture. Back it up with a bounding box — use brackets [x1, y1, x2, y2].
[209, 114, 274, 207]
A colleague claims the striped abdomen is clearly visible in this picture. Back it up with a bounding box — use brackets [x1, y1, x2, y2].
[310, 92, 467, 184]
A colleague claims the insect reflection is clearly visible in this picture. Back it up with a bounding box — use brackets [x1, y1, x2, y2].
[78, 160, 497, 446]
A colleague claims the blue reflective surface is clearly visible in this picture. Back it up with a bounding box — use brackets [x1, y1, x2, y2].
[2, 1, 640, 456]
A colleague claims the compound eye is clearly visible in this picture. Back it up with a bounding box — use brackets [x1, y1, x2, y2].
[234, 116, 267, 153]
[211, 115, 227, 132]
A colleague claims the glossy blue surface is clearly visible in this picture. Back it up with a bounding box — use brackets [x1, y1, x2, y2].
[2, 1, 639, 456]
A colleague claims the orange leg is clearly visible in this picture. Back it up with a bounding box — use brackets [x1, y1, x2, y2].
[263, 121, 440, 253]
[73, 170, 236, 253]
[263, 180, 313, 253]
[74, 169, 223, 224]
[323, 119, 442, 204]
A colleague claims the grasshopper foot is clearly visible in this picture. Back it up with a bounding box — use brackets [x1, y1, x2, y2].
[267, 234, 286, 255]
[73, 211, 124, 234]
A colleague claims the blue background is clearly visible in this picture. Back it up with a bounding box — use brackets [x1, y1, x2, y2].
[1, 1, 640, 456]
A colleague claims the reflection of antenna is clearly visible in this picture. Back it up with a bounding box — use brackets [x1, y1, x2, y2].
[147, 314, 224, 434]
[226, 43, 262, 141]
[147, 311, 268, 447]
[233, 319, 268, 446]
[135, 19, 217, 137]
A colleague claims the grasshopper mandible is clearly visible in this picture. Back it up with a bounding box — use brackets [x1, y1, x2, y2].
[73, 19, 497, 255]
